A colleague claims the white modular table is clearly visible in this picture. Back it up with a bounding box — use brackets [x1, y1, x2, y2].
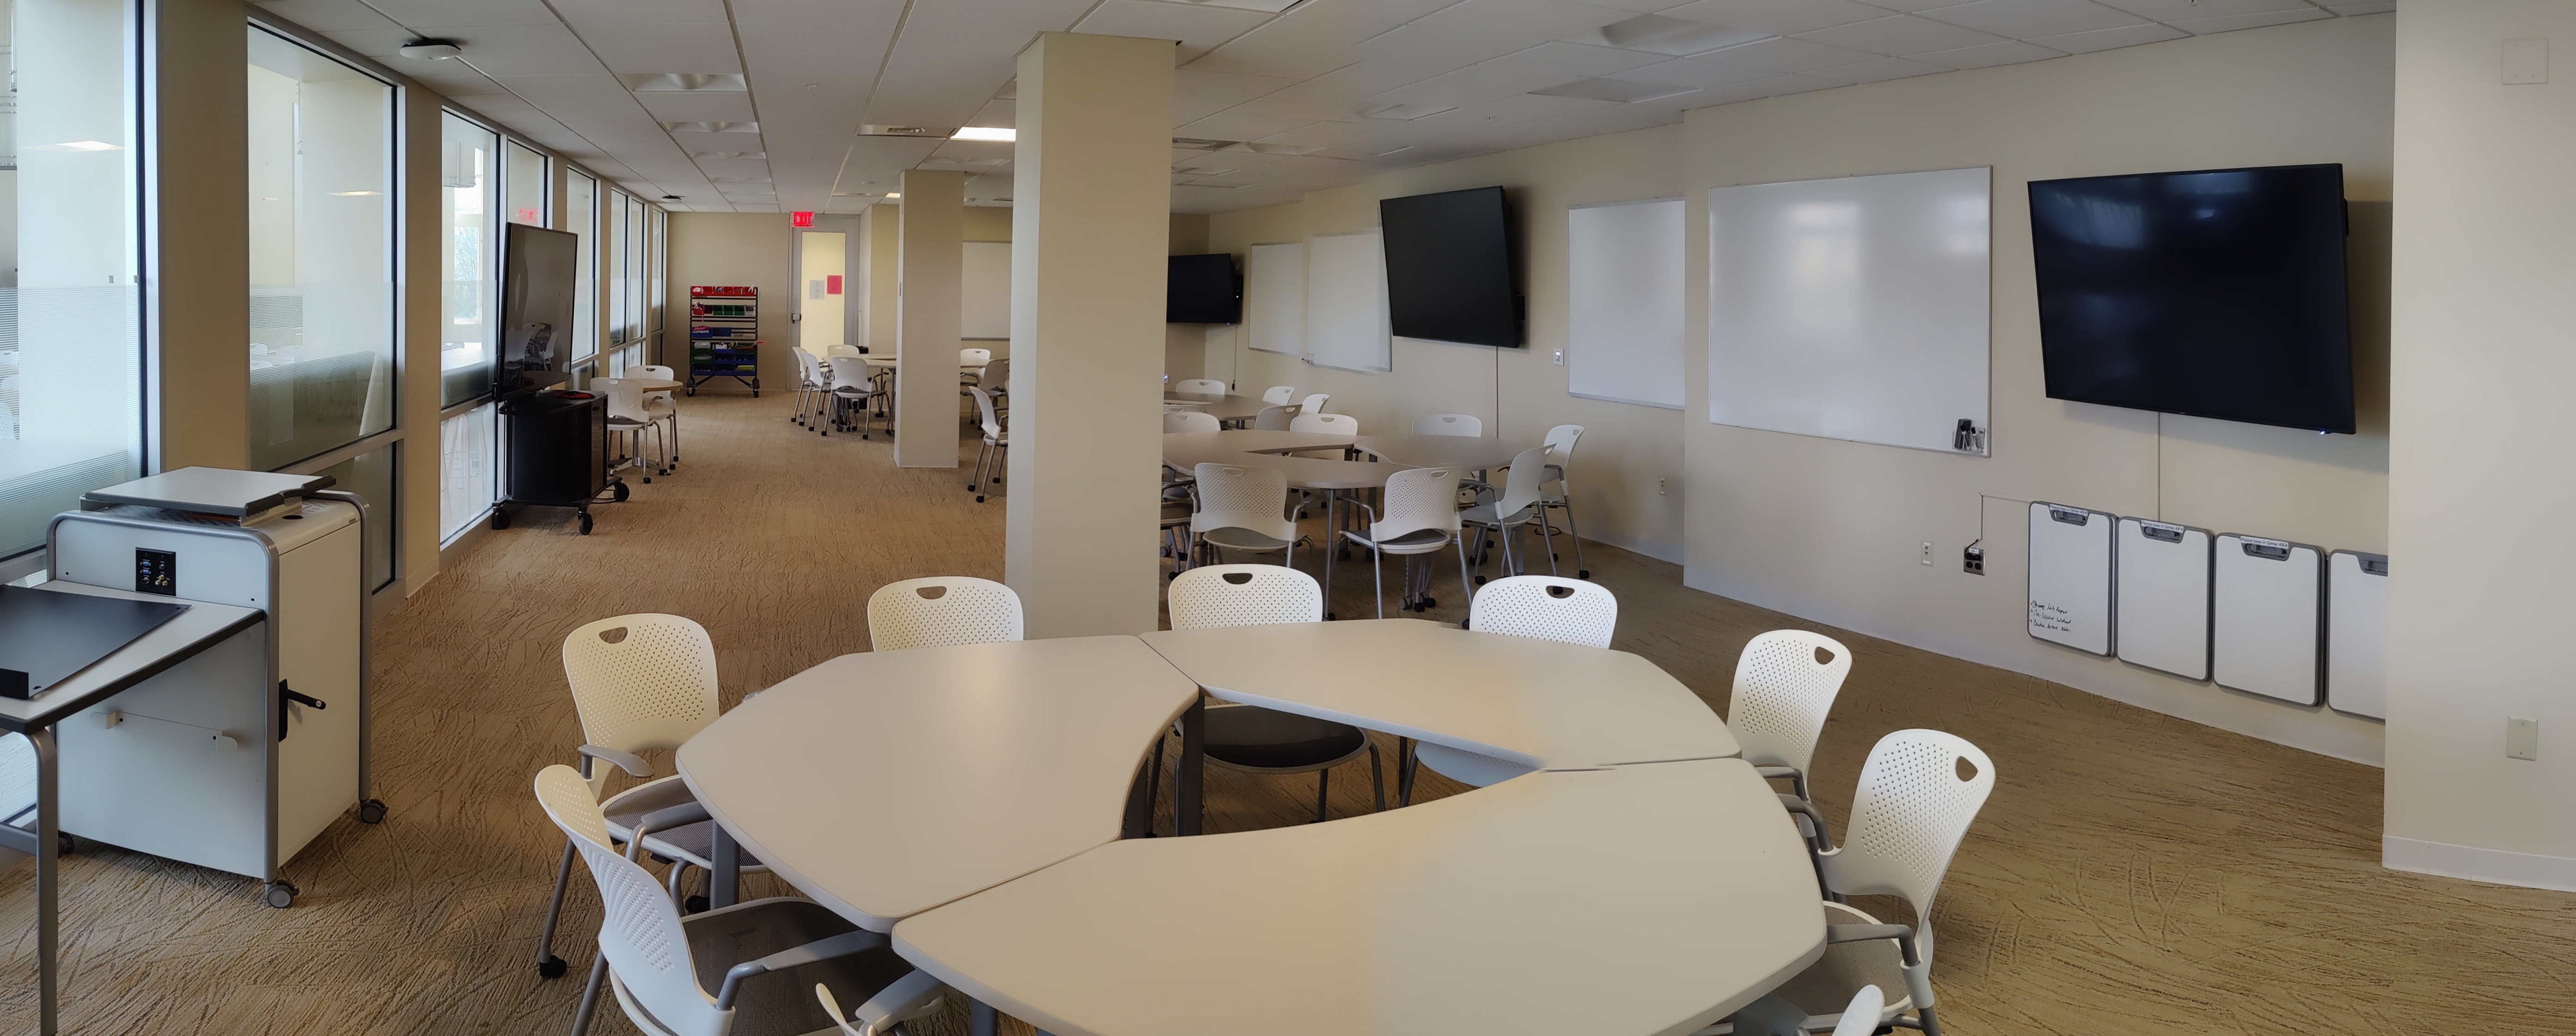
[891, 758, 1824, 1036]
[1160, 430, 1404, 491]
[1162, 392, 1267, 423]
[1353, 433, 1526, 473]
[675, 636, 1202, 931]
[1142, 619, 1738, 786]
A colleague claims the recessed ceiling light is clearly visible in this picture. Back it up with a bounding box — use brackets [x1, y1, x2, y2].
[885, 193, 901, 199]
[1576, 14, 1767, 57]
[398, 38, 461, 60]
[951, 127, 1015, 142]
[33, 140, 123, 152]
[328, 190, 383, 196]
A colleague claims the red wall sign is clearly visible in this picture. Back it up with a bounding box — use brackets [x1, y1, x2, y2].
[826, 275, 843, 295]
[791, 211, 815, 228]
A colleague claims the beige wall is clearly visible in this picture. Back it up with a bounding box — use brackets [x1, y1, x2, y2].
[1679, 16, 2394, 762]
[152, 0, 249, 471]
[395, 81, 444, 594]
[2383, 0, 2576, 887]
[664, 213, 793, 393]
[1164, 213, 1208, 380]
[1204, 126, 1689, 562]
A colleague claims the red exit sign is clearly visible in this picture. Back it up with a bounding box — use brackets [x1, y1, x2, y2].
[791, 211, 814, 228]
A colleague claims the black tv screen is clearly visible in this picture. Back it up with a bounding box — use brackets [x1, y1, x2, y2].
[1167, 253, 1240, 324]
[497, 223, 579, 398]
[1380, 186, 1520, 347]
[2029, 163, 2354, 433]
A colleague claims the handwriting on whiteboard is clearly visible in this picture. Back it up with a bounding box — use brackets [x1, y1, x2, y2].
[2029, 600, 2080, 635]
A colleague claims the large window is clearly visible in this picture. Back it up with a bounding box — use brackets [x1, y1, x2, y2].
[504, 141, 545, 228]
[436, 401, 492, 541]
[245, 28, 394, 472]
[440, 114, 497, 408]
[606, 188, 631, 348]
[567, 169, 596, 361]
[1, 0, 142, 558]
[648, 206, 666, 339]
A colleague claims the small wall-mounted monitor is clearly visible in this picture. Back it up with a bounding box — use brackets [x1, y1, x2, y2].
[1167, 253, 1242, 324]
[2029, 163, 2354, 434]
[1380, 186, 1521, 348]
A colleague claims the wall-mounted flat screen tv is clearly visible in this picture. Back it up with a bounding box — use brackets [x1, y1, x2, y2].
[1167, 253, 1241, 324]
[2029, 163, 2353, 434]
[497, 223, 579, 398]
[1380, 186, 1521, 348]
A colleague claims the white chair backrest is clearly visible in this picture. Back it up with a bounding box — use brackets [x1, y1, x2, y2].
[1544, 423, 1583, 464]
[595, 377, 649, 422]
[634, 364, 676, 384]
[1190, 464, 1296, 542]
[1489, 446, 1552, 518]
[1468, 576, 1616, 648]
[826, 346, 873, 392]
[1726, 630, 1852, 777]
[968, 386, 1004, 439]
[1252, 404, 1298, 431]
[1288, 412, 1357, 435]
[1830, 987, 1886, 1036]
[1820, 729, 1995, 946]
[959, 347, 992, 370]
[1373, 466, 1462, 542]
[1261, 385, 1297, 405]
[1299, 392, 1330, 414]
[796, 349, 826, 387]
[1164, 410, 1221, 433]
[1176, 379, 1226, 395]
[536, 765, 722, 1036]
[1167, 565, 1321, 629]
[1413, 413, 1483, 437]
[982, 356, 1008, 391]
[868, 576, 1024, 651]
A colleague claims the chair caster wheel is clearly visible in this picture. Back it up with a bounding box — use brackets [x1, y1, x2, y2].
[578, 513, 594, 535]
[57, 832, 75, 856]
[642, 476, 652, 484]
[975, 495, 987, 503]
[684, 894, 709, 915]
[265, 881, 297, 909]
[358, 799, 388, 824]
[538, 955, 569, 979]
[1423, 596, 1438, 608]
[1473, 576, 1486, 584]
[491, 508, 511, 530]
[1578, 570, 1591, 578]
[613, 482, 631, 503]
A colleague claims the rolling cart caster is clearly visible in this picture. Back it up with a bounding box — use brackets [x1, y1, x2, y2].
[642, 474, 652, 483]
[1578, 570, 1590, 579]
[612, 482, 630, 503]
[578, 512, 594, 535]
[685, 894, 709, 915]
[491, 507, 511, 530]
[1473, 575, 1487, 584]
[752, 390, 759, 398]
[56, 832, 74, 856]
[358, 799, 388, 825]
[537, 955, 569, 979]
[265, 881, 298, 909]
[975, 494, 986, 503]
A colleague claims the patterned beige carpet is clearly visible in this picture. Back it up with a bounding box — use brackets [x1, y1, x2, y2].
[0, 392, 2564, 1035]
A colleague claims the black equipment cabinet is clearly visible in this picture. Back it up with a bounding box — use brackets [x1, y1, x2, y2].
[495, 390, 624, 535]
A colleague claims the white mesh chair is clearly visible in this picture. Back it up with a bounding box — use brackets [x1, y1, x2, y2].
[535, 614, 764, 980]
[1733, 985, 1886, 1036]
[1288, 412, 1356, 435]
[1190, 464, 1297, 570]
[1460, 446, 1555, 581]
[867, 576, 1023, 651]
[1299, 392, 1331, 415]
[1328, 466, 1468, 619]
[1252, 404, 1299, 431]
[535, 766, 945, 1036]
[1537, 424, 1588, 578]
[1728, 631, 1853, 803]
[635, 364, 683, 464]
[1747, 730, 1994, 1036]
[1261, 385, 1297, 405]
[1466, 576, 1615, 648]
[958, 347, 993, 392]
[1163, 566, 1382, 824]
[1412, 413, 1482, 437]
[966, 387, 1006, 502]
[598, 377, 671, 482]
[825, 345, 885, 440]
[979, 356, 1008, 412]
[1164, 410, 1221, 433]
[1175, 378, 1226, 394]
[792, 350, 829, 428]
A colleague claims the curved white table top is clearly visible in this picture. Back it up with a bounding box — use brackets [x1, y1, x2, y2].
[891, 758, 1824, 1036]
[1353, 433, 1525, 472]
[674, 636, 1199, 932]
[1163, 430, 1420, 492]
[1140, 619, 1739, 771]
[1162, 392, 1267, 421]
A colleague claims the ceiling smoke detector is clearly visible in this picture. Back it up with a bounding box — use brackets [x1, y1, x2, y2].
[398, 38, 462, 60]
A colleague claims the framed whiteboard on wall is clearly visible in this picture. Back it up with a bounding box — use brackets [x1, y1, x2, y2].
[1567, 198, 1685, 410]
[1707, 166, 1991, 454]
[1245, 241, 1304, 356]
[1305, 229, 1390, 373]
[961, 241, 1011, 340]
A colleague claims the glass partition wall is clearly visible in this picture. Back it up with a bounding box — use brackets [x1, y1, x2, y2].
[441, 114, 497, 409]
[1, 0, 144, 560]
[567, 169, 597, 362]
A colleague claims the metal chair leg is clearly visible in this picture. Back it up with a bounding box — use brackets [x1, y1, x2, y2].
[535, 837, 576, 976]
[1371, 541, 1386, 619]
[1367, 742, 1384, 812]
[1455, 538, 1473, 612]
[571, 955, 610, 1036]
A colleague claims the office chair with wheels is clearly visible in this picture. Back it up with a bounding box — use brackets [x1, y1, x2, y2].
[1163, 565, 1382, 825]
[867, 576, 1024, 651]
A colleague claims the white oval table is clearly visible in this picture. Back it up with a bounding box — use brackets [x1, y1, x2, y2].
[676, 624, 1823, 1036]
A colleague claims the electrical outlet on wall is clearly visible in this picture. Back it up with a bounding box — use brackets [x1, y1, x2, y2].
[1963, 544, 1985, 575]
[1552, 349, 1565, 366]
[2509, 717, 2540, 760]
[1920, 541, 1934, 566]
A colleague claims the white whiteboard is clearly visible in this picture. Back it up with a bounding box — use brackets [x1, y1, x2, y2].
[962, 241, 1011, 340]
[2115, 518, 2210, 681]
[1567, 198, 1684, 410]
[1707, 167, 1991, 453]
[1246, 241, 1304, 356]
[2326, 551, 2387, 720]
[2027, 502, 2113, 656]
[2212, 535, 2321, 706]
[1305, 229, 1389, 373]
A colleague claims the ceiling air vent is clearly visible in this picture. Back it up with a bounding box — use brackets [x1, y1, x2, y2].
[622, 73, 747, 92]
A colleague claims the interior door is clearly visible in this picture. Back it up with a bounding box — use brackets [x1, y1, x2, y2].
[798, 230, 848, 354]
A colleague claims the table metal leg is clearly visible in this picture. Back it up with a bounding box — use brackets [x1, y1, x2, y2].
[34, 726, 57, 1036]
[1176, 700, 1203, 837]
[971, 999, 999, 1036]
[710, 825, 739, 910]
[1121, 749, 1157, 839]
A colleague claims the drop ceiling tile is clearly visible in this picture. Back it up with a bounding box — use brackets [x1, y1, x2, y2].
[1697, 35, 1883, 72]
[1796, 15, 2004, 55]
[1176, 92, 1237, 123]
[1757, 72, 1853, 96]
[1655, 0, 1896, 37]
[369, 0, 561, 26]
[1174, 68, 1303, 98]
[494, 73, 640, 108]
[634, 91, 759, 121]
[1187, 43, 1358, 79]
[408, 24, 607, 76]
[1614, 55, 1778, 87]
[1805, 55, 1948, 82]
[1909, 38, 2067, 68]
[970, 99, 1017, 127]
[1225, 96, 1393, 124]
[1075, 0, 1275, 49]
[2028, 20, 2184, 52]
[2092, 0, 2311, 19]
[1370, 39, 1660, 108]
[1256, 61, 1388, 103]
[867, 53, 1018, 125]
[411, 72, 516, 100]
[1917, 0, 2147, 38]
[553, 0, 727, 21]
[2164, 7, 2332, 32]
[568, 23, 743, 73]
[1177, 110, 1319, 139]
[253, 0, 399, 33]
[1355, 24, 1540, 72]
[2326, 2, 2393, 13]
[734, 21, 903, 57]
[1413, 0, 1642, 42]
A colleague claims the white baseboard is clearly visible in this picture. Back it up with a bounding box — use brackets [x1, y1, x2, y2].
[2383, 836, 2576, 893]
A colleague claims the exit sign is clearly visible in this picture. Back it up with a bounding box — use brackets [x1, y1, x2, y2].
[791, 211, 814, 228]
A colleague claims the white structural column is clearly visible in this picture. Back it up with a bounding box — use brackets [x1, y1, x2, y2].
[894, 170, 964, 467]
[1004, 32, 1176, 638]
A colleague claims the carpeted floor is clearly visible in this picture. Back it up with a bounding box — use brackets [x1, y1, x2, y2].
[1, 391, 2567, 1035]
